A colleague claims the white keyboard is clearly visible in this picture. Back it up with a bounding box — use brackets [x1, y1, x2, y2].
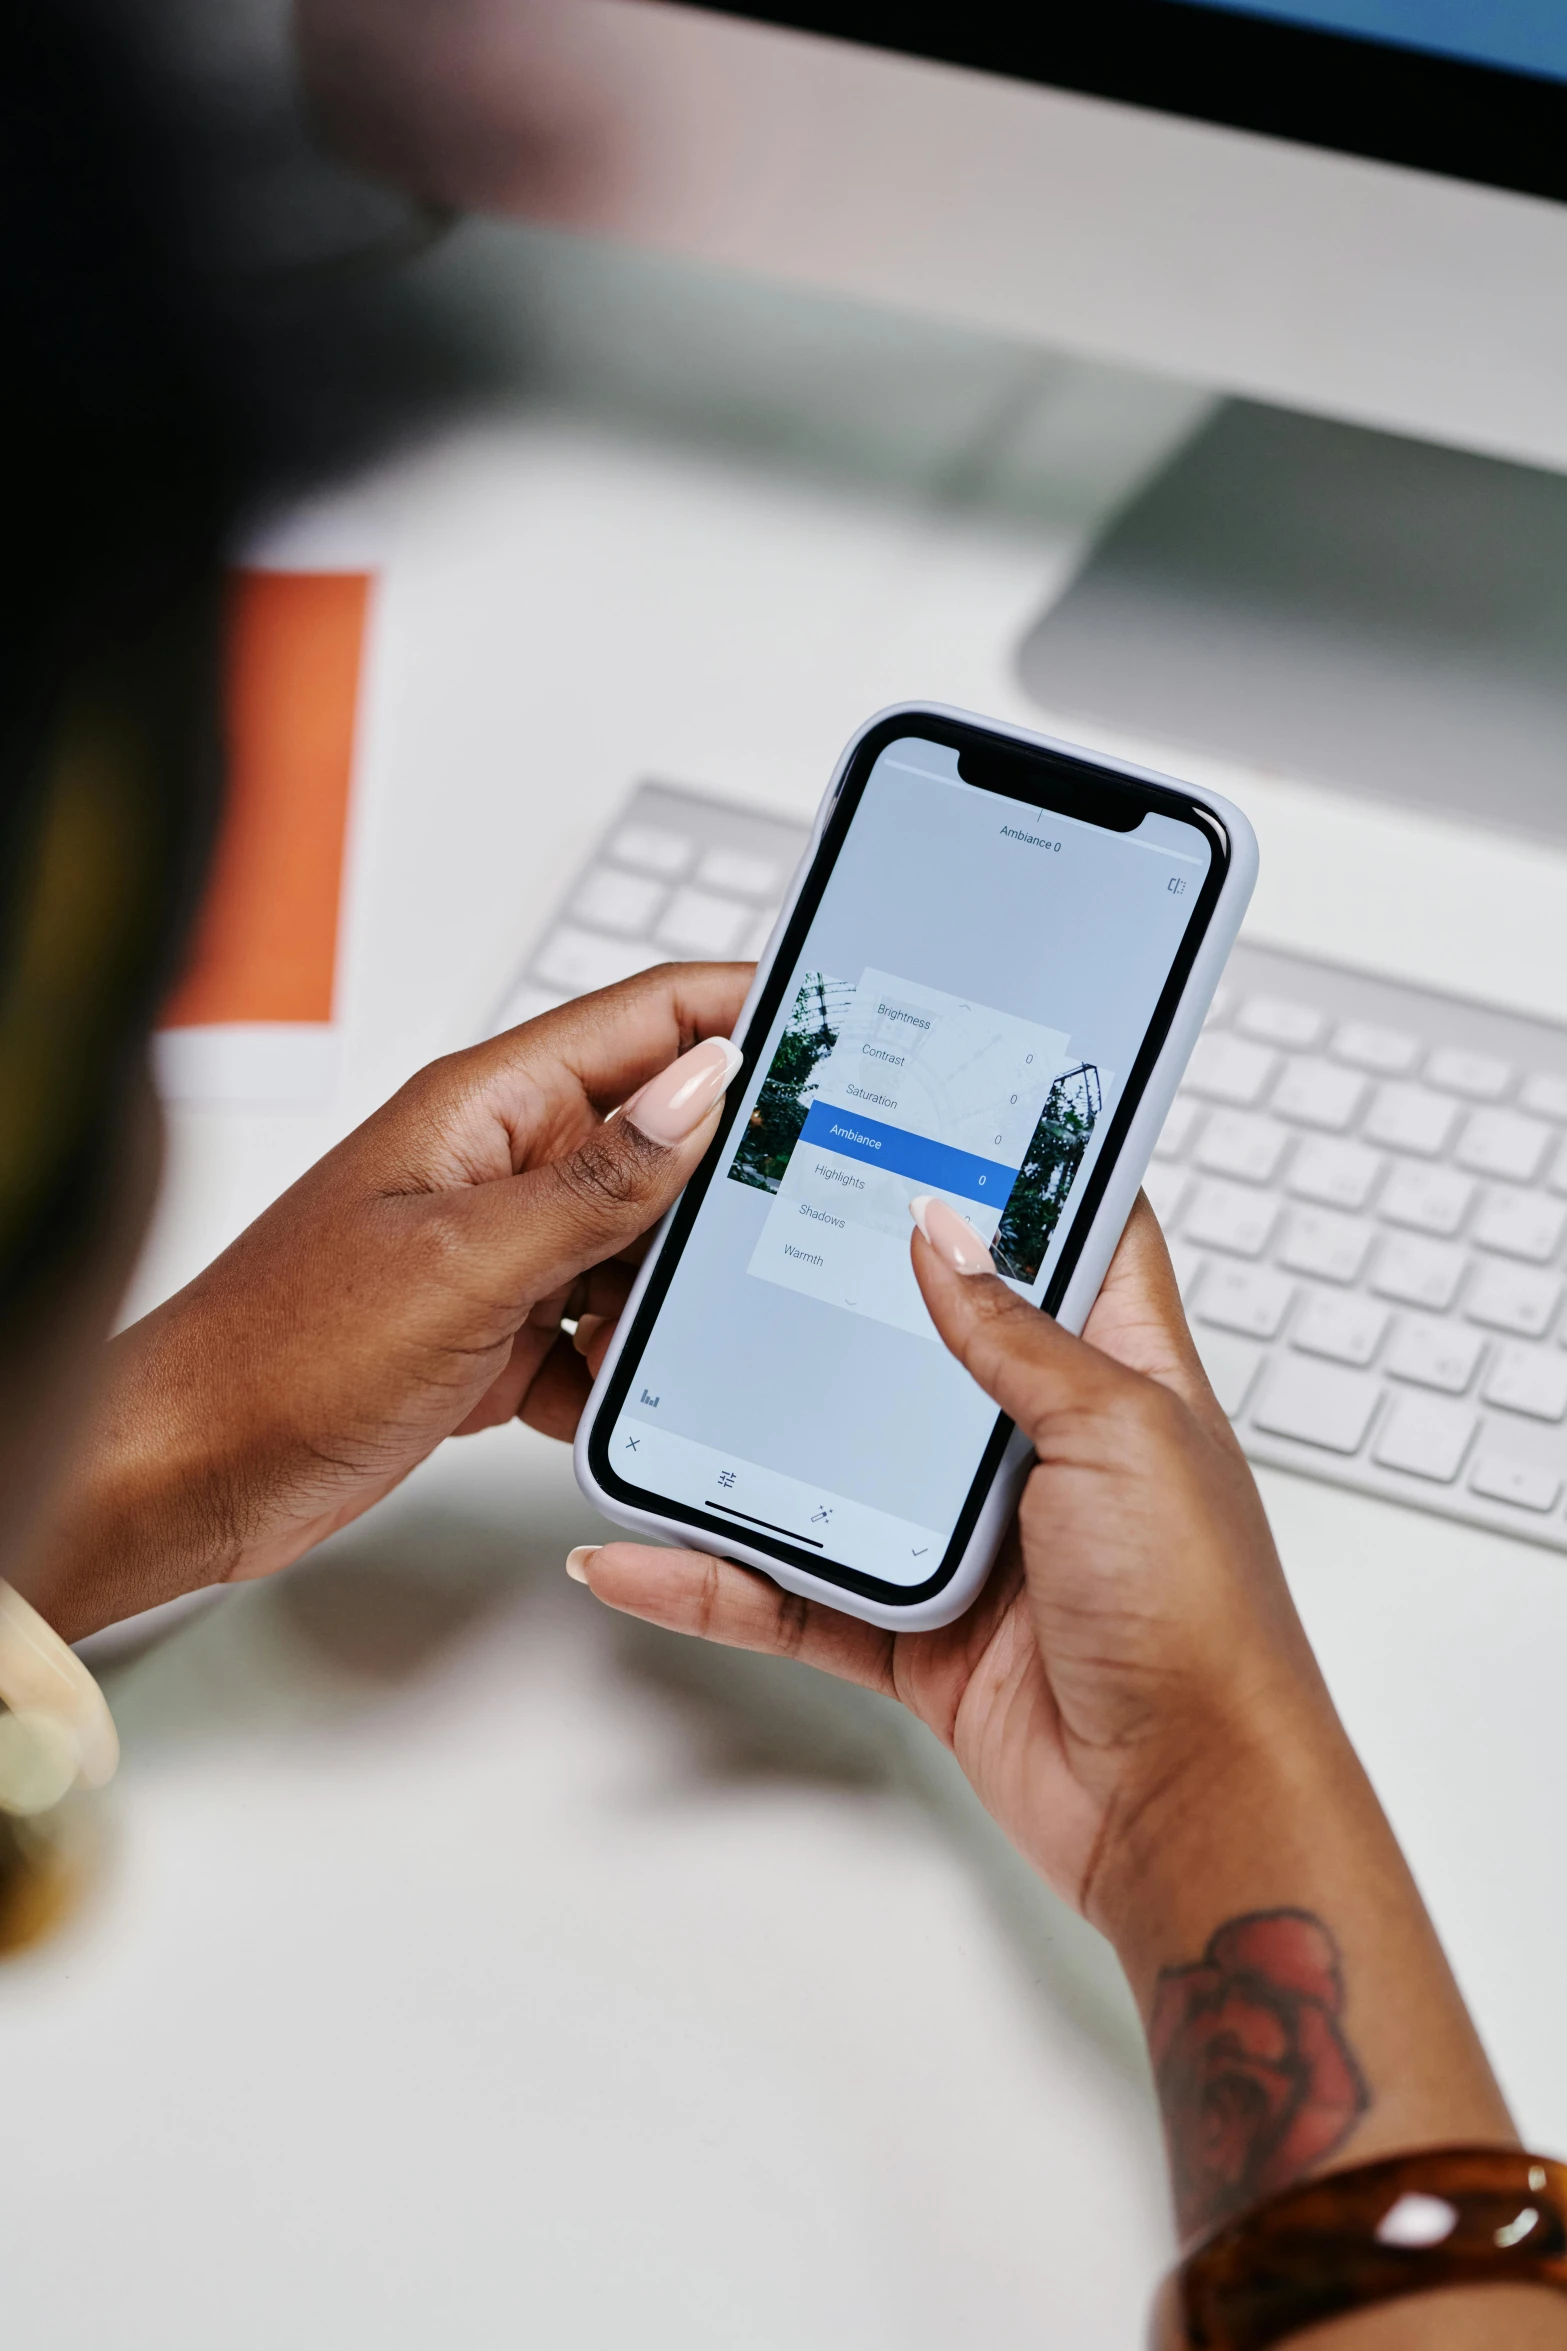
[497, 791, 1567, 1553]
[489, 781, 810, 1036]
[1158, 939, 1567, 1551]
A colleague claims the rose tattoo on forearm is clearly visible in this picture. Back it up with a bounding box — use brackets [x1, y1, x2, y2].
[1150, 1908, 1369, 2243]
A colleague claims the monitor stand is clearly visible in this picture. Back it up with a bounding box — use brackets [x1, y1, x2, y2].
[1016, 402, 1567, 846]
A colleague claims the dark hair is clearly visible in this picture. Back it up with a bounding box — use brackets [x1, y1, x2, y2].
[0, 0, 443, 1314]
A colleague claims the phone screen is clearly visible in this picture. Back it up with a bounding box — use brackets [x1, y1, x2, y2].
[589, 720, 1226, 1605]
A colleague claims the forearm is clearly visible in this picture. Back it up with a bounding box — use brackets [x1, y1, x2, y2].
[22, 1266, 331, 1641]
[1096, 1694, 1567, 2345]
[22, 1314, 236, 1640]
[1095, 1684, 1513, 2239]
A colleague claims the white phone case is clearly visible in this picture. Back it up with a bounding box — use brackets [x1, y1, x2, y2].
[575, 702, 1258, 1631]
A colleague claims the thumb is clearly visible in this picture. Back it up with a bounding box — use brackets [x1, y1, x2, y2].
[459, 1035, 742, 1306]
[907, 1202, 1139, 1452]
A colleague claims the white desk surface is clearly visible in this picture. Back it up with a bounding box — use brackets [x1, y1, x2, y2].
[9, 239, 1567, 2347]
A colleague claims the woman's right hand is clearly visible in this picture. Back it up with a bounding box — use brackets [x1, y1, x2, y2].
[576, 1196, 1522, 2262]
[576, 1196, 1338, 1936]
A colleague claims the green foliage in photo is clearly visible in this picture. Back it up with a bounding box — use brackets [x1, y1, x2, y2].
[728, 972, 851, 1194]
[990, 1063, 1103, 1283]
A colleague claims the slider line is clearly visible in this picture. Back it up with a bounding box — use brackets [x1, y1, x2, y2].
[705, 1501, 825, 1549]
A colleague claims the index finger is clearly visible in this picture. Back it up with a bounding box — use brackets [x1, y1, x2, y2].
[577, 1541, 899, 1694]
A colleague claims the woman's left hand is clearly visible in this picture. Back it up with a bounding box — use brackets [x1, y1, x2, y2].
[32, 964, 748, 1638]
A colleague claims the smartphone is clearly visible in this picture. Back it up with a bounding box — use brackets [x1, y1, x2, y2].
[575, 705, 1257, 1630]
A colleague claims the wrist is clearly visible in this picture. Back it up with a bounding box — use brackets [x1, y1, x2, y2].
[28, 1318, 245, 1640]
[1081, 1667, 1351, 1972]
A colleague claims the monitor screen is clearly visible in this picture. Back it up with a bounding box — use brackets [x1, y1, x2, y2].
[1184, 2, 1567, 85]
[698, 2, 1567, 204]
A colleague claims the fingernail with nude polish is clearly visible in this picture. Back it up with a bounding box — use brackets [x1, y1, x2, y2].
[566, 1546, 599, 1585]
[909, 1194, 992, 1275]
[625, 1037, 743, 1145]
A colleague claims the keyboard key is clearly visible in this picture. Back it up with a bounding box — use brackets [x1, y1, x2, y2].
[1470, 1455, 1562, 1512]
[1453, 1108, 1551, 1183]
[1384, 1316, 1484, 1393]
[1426, 1047, 1512, 1100]
[1291, 1293, 1388, 1367]
[1470, 1187, 1566, 1263]
[1183, 1181, 1279, 1259]
[611, 822, 694, 876]
[1153, 1097, 1203, 1161]
[1371, 1235, 1466, 1311]
[1547, 1139, 1567, 1198]
[1373, 1395, 1476, 1483]
[1191, 1327, 1264, 1419]
[1142, 1164, 1191, 1227]
[1194, 1111, 1289, 1183]
[534, 927, 665, 995]
[1465, 1262, 1562, 1338]
[1519, 1072, 1567, 1122]
[1270, 1058, 1366, 1132]
[1184, 1033, 1278, 1106]
[656, 887, 752, 956]
[1363, 1084, 1459, 1158]
[1376, 1163, 1474, 1236]
[1197, 1263, 1295, 1339]
[1236, 994, 1322, 1048]
[1202, 985, 1234, 1029]
[1253, 1359, 1380, 1453]
[1278, 1208, 1374, 1285]
[1332, 1019, 1420, 1075]
[572, 866, 666, 934]
[1286, 1138, 1382, 1211]
[696, 846, 781, 897]
[1481, 1344, 1567, 1422]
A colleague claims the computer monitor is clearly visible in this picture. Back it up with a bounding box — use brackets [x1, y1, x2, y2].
[301, 0, 1567, 838]
[304, 0, 1567, 469]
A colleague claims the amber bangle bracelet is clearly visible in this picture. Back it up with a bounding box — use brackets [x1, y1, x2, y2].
[1152, 2146, 1567, 2350]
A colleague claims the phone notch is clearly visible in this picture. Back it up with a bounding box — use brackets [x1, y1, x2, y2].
[956, 743, 1148, 832]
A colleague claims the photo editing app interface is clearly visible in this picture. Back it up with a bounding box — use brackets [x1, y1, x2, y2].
[610, 738, 1212, 1586]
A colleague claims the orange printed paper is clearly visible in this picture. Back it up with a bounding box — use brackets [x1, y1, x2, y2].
[162, 569, 371, 1028]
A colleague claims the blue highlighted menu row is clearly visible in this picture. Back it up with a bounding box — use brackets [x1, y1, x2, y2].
[799, 1099, 1018, 1203]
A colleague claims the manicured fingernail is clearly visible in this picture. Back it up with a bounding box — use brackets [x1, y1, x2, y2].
[566, 1546, 599, 1585]
[625, 1037, 743, 1146]
[909, 1194, 992, 1275]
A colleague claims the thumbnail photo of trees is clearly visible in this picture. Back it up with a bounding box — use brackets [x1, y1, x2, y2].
[989, 1062, 1103, 1282]
[728, 968, 1103, 1280]
[729, 972, 855, 1193]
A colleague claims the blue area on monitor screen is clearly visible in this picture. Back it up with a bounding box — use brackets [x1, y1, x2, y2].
[1180, 2, 1567, 83]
